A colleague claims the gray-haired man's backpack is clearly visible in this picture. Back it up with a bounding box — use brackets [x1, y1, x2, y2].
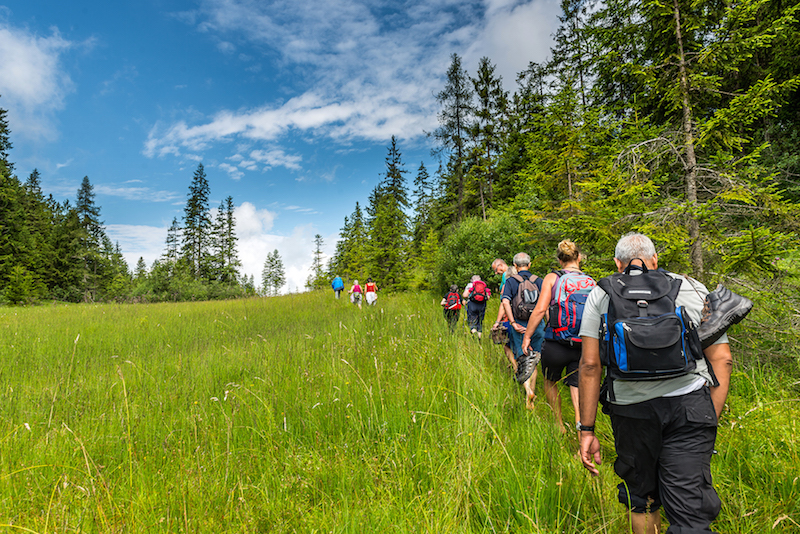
[597, 261, 705, 390]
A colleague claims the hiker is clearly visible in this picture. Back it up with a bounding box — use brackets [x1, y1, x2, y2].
[440, 284, 463, 333]
[462, 275, 491, 339]
[349, 280, 363, 309]
[331, 275, 344, 299]
[491, 259, 518, 371]
[365, 278, 378, 306]
[501, 252, 545, 409]
[522, 240, 594, 434]
[578, 232, 743, 534]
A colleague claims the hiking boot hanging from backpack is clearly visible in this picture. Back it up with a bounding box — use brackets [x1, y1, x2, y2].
[697, 285, 753, 348]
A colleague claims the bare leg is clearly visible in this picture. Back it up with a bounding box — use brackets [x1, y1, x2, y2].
[504, 345, 517, 372]
[544, 378, 566, 433]
[524, 367, 538, 410]
[630, 510, 661, 534]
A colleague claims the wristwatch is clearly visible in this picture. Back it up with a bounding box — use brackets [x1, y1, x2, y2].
[577, 422, 595, 432]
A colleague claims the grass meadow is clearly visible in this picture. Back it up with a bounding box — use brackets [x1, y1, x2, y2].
[0, 291, 797, 533]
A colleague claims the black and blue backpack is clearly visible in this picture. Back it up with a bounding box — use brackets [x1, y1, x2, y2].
[598, 261, 705, 384]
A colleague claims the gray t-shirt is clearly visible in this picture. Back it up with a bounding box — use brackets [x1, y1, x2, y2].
[579, 271, 727, 405]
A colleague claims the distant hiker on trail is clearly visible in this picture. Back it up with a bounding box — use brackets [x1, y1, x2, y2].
[502, 252, 545, 409]
[491, 258, 517, 371]
[578, 232, 751, 534]
[349, 280, 363, 309]
[463, 275, 491, 340]
[440, 284, 463, 333]
[365, 278, 378, 306]
[522, 240, 595, 434]
[331, 275, 344, 299]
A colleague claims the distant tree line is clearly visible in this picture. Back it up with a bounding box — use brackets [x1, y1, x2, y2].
[0, 114, 258, 303]
[329, 0, 800, 292]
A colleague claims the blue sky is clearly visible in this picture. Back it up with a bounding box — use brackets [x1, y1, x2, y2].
[0, 0, 559, 292]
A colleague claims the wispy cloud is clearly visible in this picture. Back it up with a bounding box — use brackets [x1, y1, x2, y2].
[55, 158, 73, 169]
[145, 0, 559, 165]
[0, 18, 75, 140]
[94, 183, 184, 202]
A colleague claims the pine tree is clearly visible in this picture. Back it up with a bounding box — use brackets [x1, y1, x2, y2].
[261, 249, 286, 296]
[411, 162, 433, 256]
[468, 57, 507, 218]
[0, 98, 12, 171]
[366, 137, 410, 290]
[306, 234, 326, 290]
[433, 54, 474, 223]
[182, 163, 211, 279]
[75, 176, 107, 301]
[134, 257, 148, 280]
[163, 217, 181, 266]
[221, 196, 241, 283]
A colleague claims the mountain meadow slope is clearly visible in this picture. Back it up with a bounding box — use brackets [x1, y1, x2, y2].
[0, 292, 797, 532]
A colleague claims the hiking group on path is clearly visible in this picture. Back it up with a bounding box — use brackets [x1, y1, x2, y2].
[440, 233, 752, 534]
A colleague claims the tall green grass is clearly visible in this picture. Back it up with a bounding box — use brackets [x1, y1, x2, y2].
[0, 292, 797, 532]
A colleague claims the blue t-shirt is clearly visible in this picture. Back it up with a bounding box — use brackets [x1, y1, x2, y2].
[502, 270, 542, 301]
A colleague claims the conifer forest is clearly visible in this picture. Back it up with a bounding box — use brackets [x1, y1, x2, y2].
[1, 0, 799, 303]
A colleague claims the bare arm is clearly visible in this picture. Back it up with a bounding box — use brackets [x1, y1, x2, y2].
[522, 273, 556, 353]
[578, 336, 603, 475]
[501, 298, 526, 333]
[704, 342, 733, 419]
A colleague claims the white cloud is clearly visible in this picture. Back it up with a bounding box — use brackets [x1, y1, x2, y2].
[0, 20, 75, 139]
[217, 162, 244, 180]
[232, 203, 336, 293]
[465, 0, 560, 84]
[106, 224, 168, 269]
[249, 147, 302, 170]
[110, 201, 336, 294]
[146, 0, 562, 163]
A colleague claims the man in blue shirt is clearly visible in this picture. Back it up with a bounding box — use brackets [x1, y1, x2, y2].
[500, 252, 545, 409]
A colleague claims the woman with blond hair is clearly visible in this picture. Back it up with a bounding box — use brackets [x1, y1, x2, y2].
[522, 240, 595, 433]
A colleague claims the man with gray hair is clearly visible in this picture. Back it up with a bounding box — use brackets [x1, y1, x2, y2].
[578, 232, 735, 534]
[501, 252, 545, 409]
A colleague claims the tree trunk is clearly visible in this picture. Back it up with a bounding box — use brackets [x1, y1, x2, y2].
[673, 0, 703, 277]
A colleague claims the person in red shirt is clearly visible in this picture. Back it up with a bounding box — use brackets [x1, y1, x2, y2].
[365, 278, 378, 306]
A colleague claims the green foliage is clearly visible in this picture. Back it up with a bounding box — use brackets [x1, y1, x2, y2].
[2, 264, 38, 305]
[435, 213, 530, 293]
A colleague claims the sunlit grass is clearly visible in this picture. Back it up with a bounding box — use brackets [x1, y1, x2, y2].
[0, 292, 796, 532]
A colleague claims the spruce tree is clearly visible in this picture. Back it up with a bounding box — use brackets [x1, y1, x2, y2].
[306, 234, 326, 290]
[262, 249, 286, 296]
[468, 57, 507, 218]
[75, 176, 107, 301]
[0, 98, 12, 171]
[366, 137, 410, 290]
[222, 196, 241, 283]
[433, 54, 474, 223]
[181, 164, 211, 279]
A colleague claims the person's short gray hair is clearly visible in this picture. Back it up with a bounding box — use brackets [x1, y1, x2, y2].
[513, 252, 531, 267]
[614, 233, 656, 265]
[471, 275, 481, 282]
